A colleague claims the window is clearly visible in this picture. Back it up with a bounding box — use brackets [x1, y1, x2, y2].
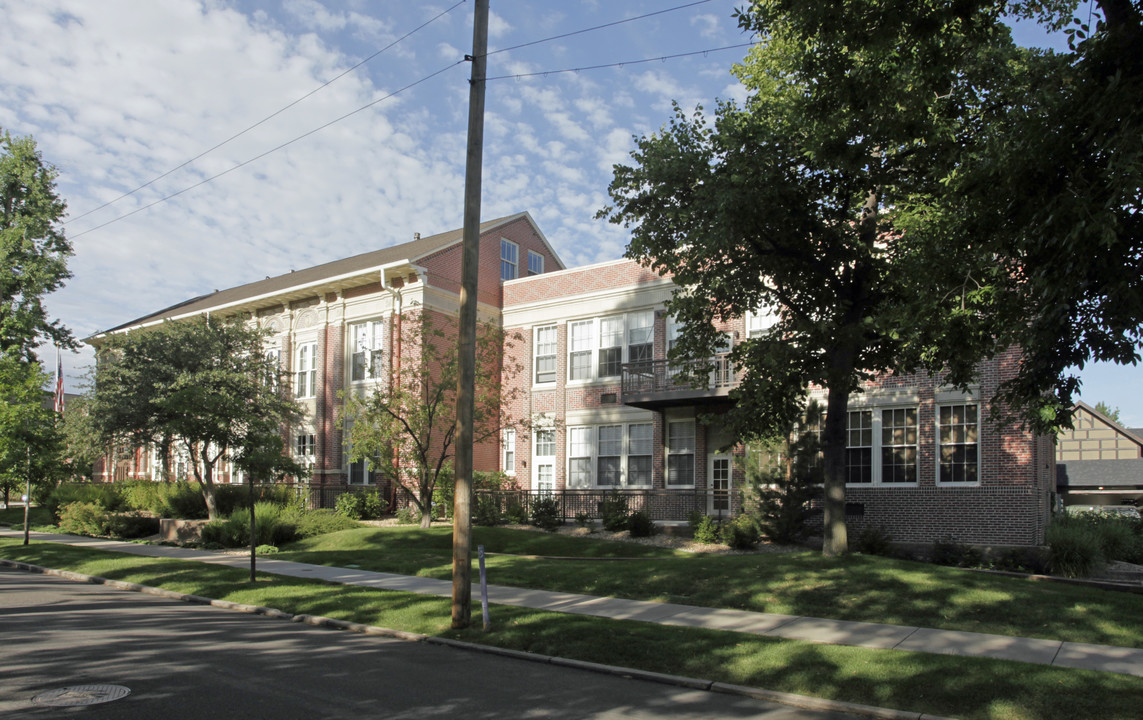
[528, 250, 544, 276]
[348, 460, 370, 485]
[534, 325, 557, 384]
[627, 310, 653, 365]
[566, 423, 654, 488]
[501, 239, 518, 280]
[841, 405, 918, 485]
[746, 307, 777, 338]
[881, 408, 918, 483]
[502, 428, 516, 475]
[568, 427, 593, 488]
[534, 429, 556, 492]
[667, 420, 695, 487]
[295, 433, 315, 467]
[351, 321, 384, 382]
[846, 411, 873, 483]
[598, 316, 624, 378]
[295, 342, 317, 398]
[568, 320, 593, 381]
[264, 347, 281, 388]
[939, 404, 979, 483]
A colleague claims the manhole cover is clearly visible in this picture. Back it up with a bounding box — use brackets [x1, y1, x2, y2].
[32, 685, 131, 707]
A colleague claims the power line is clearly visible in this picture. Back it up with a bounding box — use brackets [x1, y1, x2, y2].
[484, 0, 713, 57]
[69, 61, 467, 240]
[65, 1, 467, 227]
[484, 42, 758, 81]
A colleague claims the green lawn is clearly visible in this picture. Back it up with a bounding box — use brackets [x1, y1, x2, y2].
[277, 525, 1143, 648]
[0, 506, 53, 528]
[2, 536, 1141, 720]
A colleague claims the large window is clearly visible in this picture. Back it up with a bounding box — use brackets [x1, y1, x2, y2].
[264, 347, 281, 388]
[294, 433, 315, 469]
[746, 307, 778, 338]
[295, 342, 317, 398]
[564, 310, 655, 383]
[501, 239, 518, 280]
[843, 406, 919, 485]
[534, 325, 557, 384]
[666, 420, 695, 487]
[939, 404, 979, 483]
[351, 320, 384, 382]
[528, 250, 544, 276]
[566, 423, 655, 488]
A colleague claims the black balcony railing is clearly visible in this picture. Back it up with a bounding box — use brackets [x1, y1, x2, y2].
[620, 354, 738, 408]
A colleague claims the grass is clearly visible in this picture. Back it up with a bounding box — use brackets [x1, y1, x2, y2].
[2, 536, 1142, 720]
[0, 505, 53, 529]
[276, 526, 1143, 648]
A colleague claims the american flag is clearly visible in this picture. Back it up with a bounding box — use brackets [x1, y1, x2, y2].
[53, 347, 65, 414]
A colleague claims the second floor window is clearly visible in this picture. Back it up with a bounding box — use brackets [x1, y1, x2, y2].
[502, 428, 516, 475]
[501, 239, 518, 280]
[534, 325, 557, 384]
[295, 342, 317, 398]
[564, 309, 656, 383]
[351, 320, 384, 382]
[295, 433, 315, 466]
[528, 250, 544, 275]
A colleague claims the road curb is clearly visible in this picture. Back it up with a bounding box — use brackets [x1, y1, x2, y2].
[0, 557, 948, 719]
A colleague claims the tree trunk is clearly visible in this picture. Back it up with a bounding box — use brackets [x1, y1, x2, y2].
[821, 382, 852, 556]
[191, 444, 220, 521]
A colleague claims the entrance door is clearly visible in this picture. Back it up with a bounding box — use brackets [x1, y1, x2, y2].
[708, 454, 732, 517]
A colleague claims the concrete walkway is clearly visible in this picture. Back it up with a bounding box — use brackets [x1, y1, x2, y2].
[4, 527, 1143, 678]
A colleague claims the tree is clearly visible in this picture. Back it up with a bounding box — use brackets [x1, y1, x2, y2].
[601, 3, 1014, 555]
[0, 129, 73, 360]
[895, 1, 1143, 432]
[90, 317, 303, 520]
[1094, 401, 1123, 423]
[0, 355, 65, 507]
[344, 311, 523, 529]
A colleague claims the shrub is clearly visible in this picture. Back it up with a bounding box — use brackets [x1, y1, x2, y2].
[107, 512, 160, 539]
[599, 492, 630, 532]
[530, 497, 562, 531]
[335, 492, 365, 519]
[255, 544, 279, 555]
[690, 513, 722, 544]
[721, 514, 759, 549]
[57, 501, 111, 536]
[395, 506, 421, 525]
[200, 503, 297, 548]
[504, 501, 529, 525]
[293, 510, 360, 539]
[929, 536, 983, 567]
[853, 525, 895, 557]
[574, 511, 591, 529]
[49, 484, 124, 519]
[1047, 519, 1105, 577]
[473, 496, 502, 526]
[627, 510, 657, 538]
[335, 490, 387, 520]
[992, 546, 1051, 575]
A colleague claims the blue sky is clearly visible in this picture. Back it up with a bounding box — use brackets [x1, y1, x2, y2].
[2, 0, 1137, 425]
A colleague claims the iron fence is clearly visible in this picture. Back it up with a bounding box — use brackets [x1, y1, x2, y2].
[473, 488, 739, 523]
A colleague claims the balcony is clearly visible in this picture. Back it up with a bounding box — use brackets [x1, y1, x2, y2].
[620, 354, 738, 410]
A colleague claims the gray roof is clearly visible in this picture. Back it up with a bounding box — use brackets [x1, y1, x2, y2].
[95, 213, 531, 337]
[1057, 459, 1143, 489]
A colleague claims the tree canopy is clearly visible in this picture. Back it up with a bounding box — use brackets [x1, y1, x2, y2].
[0, 355, 65, 504]
[0, 129, 73, 360]
[90, 316, 303, 519]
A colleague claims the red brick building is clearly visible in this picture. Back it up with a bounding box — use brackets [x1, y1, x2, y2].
[90, 213, 1054, 545]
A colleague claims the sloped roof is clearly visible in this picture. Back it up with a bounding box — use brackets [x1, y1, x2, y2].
[95, 213, 533, 337]
[1057, 459, 1143, 489]
[1072, 401, 1143, 453]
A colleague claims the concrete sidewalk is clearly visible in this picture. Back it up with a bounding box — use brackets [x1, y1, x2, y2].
[4, 527, 1143, 678]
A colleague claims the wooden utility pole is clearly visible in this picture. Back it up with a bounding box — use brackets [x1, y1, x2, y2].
[452, 0, 489, 630]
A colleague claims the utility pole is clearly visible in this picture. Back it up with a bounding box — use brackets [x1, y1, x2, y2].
[452, 0, 489, 630]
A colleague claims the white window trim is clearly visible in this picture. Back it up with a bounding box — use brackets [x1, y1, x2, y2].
[533, 324, 558, 387]
[565, 422, 655, 489]
[533, 428, 556, 491]
[745, 306, 778, 338]
[935, 402, 982, 486]
[350, 319, 385, 384]
[844, 405, 920, 487]
[666, 419, 696, 488]
[528, 250, 544, 276]
[565, 309, 655, 385]
[501, 238, 519, 281]
[295, 342, 318, 399]
[502, 428, 517, 476]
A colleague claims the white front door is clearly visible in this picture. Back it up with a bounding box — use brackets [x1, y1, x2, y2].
[708, 454, 732, 516]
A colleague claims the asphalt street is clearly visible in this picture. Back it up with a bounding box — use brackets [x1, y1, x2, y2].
[0, 567, 863, 720]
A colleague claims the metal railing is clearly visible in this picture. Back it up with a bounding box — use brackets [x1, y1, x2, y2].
[473, 488, 739, 522]
[620, 353, 738, 397]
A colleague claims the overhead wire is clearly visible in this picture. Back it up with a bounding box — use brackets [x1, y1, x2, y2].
[485, 42, 759, 81]
[65, 0, 467, 226]
[68, 60, 467, 240]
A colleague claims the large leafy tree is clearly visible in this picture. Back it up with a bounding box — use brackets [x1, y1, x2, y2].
[344, 312, 523, 529]
[601, 2, 1015, 555]
[0, 356, 65, 506]
[90, 317, 303, 520]
[0, 129, 73, 360]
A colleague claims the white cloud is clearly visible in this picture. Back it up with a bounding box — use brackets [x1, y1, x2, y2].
[690, 14, 721, 41]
